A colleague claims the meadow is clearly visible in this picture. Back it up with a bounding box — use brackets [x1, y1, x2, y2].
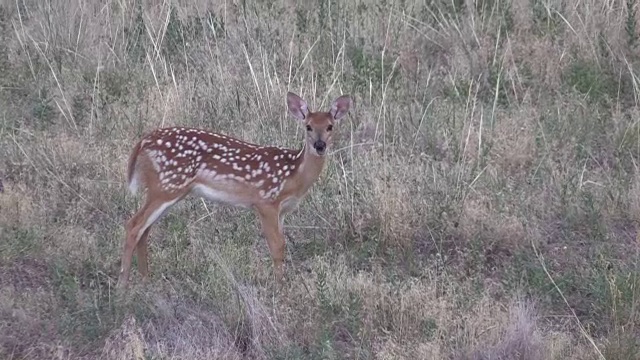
[1, 0, 640, 358]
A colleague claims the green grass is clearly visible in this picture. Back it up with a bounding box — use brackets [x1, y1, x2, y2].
[1, 0, 640, 358]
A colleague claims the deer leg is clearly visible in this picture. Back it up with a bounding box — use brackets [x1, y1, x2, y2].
[118, 206, 146, 288]
[136, 228, 152, 278]
[117, 198, 176, 288]
[256, 206, 286, 282]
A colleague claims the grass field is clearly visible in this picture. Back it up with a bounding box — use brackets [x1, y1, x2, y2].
[1, 0, 640, 358]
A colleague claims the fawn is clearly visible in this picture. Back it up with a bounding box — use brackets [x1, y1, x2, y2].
[117, 92, 352, 288]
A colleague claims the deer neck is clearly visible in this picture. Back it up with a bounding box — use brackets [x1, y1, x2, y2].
[293, 142, 326, 193]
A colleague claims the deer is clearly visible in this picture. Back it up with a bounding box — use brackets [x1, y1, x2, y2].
[117, 92, 353, 289]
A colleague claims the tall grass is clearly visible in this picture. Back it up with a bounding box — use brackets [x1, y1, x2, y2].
[1, 0, 640, 358]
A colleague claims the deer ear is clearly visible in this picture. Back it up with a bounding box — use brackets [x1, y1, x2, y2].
[330, 95, 352, 121]
[287, 92, 309, 121]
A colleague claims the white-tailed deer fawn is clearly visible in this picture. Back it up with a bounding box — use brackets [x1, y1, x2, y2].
[117, 92, 352, 288]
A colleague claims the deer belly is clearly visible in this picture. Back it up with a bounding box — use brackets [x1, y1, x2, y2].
[191, 183, 253, 208]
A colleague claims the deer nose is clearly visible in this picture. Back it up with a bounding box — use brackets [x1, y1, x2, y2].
[314, 140, 326, 153]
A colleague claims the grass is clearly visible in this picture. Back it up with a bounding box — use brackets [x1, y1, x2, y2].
[1, 0, 640, 358]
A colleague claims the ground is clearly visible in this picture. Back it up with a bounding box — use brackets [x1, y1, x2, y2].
[1, 0, 639, 359]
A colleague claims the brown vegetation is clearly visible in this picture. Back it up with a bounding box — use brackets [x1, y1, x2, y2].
[1, 0, 640, 358]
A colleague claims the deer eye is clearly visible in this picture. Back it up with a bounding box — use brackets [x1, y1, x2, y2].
[306, 125, 312, 132]
[327, 125, 333, 131]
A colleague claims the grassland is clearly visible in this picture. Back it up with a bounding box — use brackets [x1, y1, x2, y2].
[1, 0, 640, 358]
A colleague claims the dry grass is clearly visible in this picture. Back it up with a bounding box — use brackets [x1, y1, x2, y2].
[1, 0, 640, 358]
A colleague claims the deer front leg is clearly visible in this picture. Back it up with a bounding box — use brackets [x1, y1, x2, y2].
[255, 205, 286, 282]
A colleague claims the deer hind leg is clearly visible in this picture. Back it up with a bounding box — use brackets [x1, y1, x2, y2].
[117, 198, 177, 288]
[136, 228, 152, 278]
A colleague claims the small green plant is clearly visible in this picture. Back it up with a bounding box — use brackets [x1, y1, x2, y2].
[123, 3, 146, 63]
[347, 41, 400, 93]
[32, 87, 56, 127]
[421, 317, 438, 340]
[565, 60, 617, 104]
[316, 264, 331, 313]
[603, 331, 640, 360]
[206, 10, 225, 38]
[476, 0, 514, 40]
[295, 8, 308, 35]
[343, 291, 363, 337]
[53, 259, 116, 345]
[531, 0, 565, 38]
[627, 0, 638, 48]
[0, 227, 40, 259]
[590, 269, 640, 334]
[163, 6, 204, 64]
